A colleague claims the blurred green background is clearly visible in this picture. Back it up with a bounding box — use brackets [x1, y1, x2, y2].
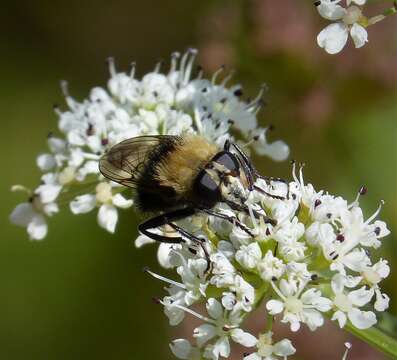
[1, 1, 396, 359]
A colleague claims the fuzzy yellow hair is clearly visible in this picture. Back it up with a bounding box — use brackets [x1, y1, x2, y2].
[155, 135, 219, 195]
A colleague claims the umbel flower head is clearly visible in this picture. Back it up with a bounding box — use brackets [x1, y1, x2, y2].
[144, 164, 390, 359]
[10, 49, 289, 240]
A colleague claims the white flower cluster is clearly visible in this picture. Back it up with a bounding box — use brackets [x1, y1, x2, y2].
[10, 49, 288, 240]
[143, 165, 390, 360]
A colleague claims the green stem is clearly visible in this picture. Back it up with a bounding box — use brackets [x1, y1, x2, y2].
[345, 322, 397, 359]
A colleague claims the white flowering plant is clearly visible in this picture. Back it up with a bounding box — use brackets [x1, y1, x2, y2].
[9, 50, 396, 359]
[315, 0, 397, 54]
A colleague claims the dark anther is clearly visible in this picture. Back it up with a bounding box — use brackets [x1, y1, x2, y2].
[227, 119, 234, 125]
[52, 103, 60, 110]
[201, 87, 208, 93]
[215, 123, 220, 130]
[268, 124, 275, 131]
[292, 194, 297, 200]
[86, 123, 94, 136]
[101, 138, 109, 146]
[28, 195, 34, 203]
[314, 0, 321, 6]
[336, 234, 345, 242]
[311, 274, 318, 281]
[331, 253, 339, 260]
[202, 106, 208, 111]
[222, 326, 230, 332]
[244, 296, 249, 303]
[314, 199, 322, 208]
[47, 131, 54, 138]
[234, 88, 243, 97]
[266, 228, 271, 236]
[243, 353, 251, 357]
[152, 297, 161, 304]
[271, 276, 277, 282]
[359, 186, 368, 195]
[188, 247, 197, 255]
[290, 159, 296, 165]
[374, 227, 381, 236]
[326, 213, 332, 219]
[220, 98, 227, 104]
[253, 135, 260, 141]
[153, 91, 158, 97]
[142, 266, 149, 273]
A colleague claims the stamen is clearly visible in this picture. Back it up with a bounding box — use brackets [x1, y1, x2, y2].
[143, 267, 187, 289]
[365, 200, 384, 225]
[129, 62, 136, 78]
[106, 57, 116, 77]
[11, 185, 32, 196]
[178, 50, 190, 84]
[158, 299, 215, 324]
[169, 52, 181, 74]
[248, 204, 258, 230]
[211, 65, 225, 85]
[247, 83, 268, 107]
[349, 185, 367, 208]
[221, 69, 235, 86]
[60, 80, 77, 111]
[342, 342, 352, 360]
[183, 48, 198, 84]
[154, 59, 163, 73]
[193, 108, 204, 134]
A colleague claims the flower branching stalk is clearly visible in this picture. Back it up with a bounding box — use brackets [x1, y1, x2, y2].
[146, 165, 392, 359]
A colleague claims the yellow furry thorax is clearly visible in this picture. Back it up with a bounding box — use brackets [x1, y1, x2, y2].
[154, 135, 219, 195]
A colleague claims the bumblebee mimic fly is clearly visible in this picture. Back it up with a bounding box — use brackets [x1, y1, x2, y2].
[99, 134, 282, 263]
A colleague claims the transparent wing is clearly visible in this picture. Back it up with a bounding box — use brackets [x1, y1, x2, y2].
[99, 135, 176, 188]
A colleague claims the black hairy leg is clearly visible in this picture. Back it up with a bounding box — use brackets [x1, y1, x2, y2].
[138, 207, 196, 243]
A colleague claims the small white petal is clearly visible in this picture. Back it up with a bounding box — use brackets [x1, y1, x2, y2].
[27, 214, 48, 240]
[332, 310, 347, 328]
[157, 243, 175, 269]
[317, 23, 349, 54]
[352, 0, 366, 5]
[350, 23, 368, 48]
[214, 336, 230, 358]
[348, 286, 374, 307]
[317, 1, 347, 20]
[112, 193, 133, 209]
[97, 204, 118, 233]
[70, 194, 96, 214]
[374, 290, 389, 312]
[10, 203, 35, 227]
[194, 324, 216, 347]
[255, 140, 290, 161]
[206, 298, 223, 320]
[170, 339, 191, 359]
[273, 339, 296, 356]
[37, 154, 56, 171]
[36, 184, 62, 203]
[266, 299, 284, 315]
[230, 329, 257, 347]
[244, 353, 261, 360]
[134, 234, 155, 247]
[348, 308, 377, 329]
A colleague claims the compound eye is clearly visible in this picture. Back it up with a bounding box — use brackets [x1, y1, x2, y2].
[212, 151, 240, 173]
[194, 171, 221, 207]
